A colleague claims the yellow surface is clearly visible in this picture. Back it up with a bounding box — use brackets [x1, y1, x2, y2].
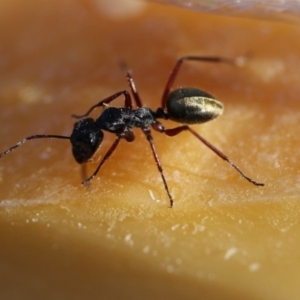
[0, 1, 300, 299]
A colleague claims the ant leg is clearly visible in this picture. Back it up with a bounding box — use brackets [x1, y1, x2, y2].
[161, 55, 247, 110]
[120, 61, 143, 108]
[152, 124, 264, 187]
[81, 163, 88, 184]
[142, 128, 174, 208]
[82, 136, 121, 185]
[125, 71, 143, 108]
[72, 90, 133, 119]
[0, 135, 70, 158]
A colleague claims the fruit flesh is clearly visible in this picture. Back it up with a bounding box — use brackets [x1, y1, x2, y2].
[0, 2, 300, 299]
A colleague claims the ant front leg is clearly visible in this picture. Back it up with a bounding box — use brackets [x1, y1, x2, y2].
[82, 130, 135, 184]
[72, 90, 133, 119]
[82, 136, 121, 185]
[161, 55, 247, 110]
[152, 123, 264, 187]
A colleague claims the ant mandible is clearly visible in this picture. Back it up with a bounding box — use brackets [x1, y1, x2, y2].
[0, 55, 264, 207]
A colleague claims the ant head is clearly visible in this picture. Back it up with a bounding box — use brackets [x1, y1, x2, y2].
[70, 118, 103, 164]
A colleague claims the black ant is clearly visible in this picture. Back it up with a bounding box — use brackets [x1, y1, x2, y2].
[0, 55, 264, 207]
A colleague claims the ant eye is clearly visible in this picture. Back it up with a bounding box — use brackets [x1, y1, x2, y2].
[70, 118, 103, 163]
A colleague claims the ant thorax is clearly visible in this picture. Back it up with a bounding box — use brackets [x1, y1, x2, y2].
[95, 107, 157, 133]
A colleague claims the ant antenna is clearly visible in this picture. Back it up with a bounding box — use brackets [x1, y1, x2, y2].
[0, 135, 70, 158]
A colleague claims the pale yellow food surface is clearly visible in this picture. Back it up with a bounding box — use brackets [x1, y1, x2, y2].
[0, 1, 300, 299]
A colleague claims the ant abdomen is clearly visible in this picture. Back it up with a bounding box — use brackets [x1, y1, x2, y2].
[166, 87, 224, 124]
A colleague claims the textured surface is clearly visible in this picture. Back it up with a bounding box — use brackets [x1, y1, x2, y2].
[0, 1, 300, 299]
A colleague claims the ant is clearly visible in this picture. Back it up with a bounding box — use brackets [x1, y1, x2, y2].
[0, 55, 264, 207]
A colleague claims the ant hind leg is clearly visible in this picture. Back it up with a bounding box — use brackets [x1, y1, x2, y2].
[152, 124, 264, 187]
